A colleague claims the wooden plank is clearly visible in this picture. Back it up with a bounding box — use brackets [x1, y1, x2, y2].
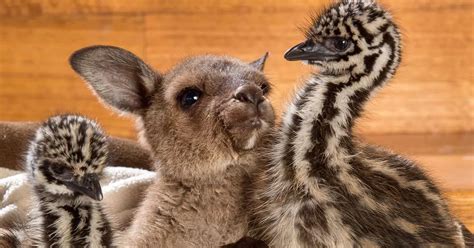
[0, 0, 472, 135]
[0, 76, 137, 138]
[362, 133, 474, 156]
[0, 0, 471, 16]
[446, 190, 474, 230]
[363, 0, 474, 134]
[362, 133, 474, 190]
[0, 14, 144, 138]
[144, 0, 473, 134]
[0, 0, 330, 16]
[0, 15, 145, 76]
[414, 155, 473, 190]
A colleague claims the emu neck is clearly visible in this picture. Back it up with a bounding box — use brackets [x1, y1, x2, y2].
[280, 39, 399, 178]
[37, 187, 93, 208]
[34, 185, 102, 247]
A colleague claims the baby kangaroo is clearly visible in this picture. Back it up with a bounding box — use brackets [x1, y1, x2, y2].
[70, 46, 274, 247]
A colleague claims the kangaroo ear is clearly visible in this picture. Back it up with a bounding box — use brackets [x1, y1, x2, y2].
[70, 45, 160, 114]
[249, 52, 269, 71]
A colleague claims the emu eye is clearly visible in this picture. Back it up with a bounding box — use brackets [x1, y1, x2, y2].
[48, 162, 73, 181]
[326, 37, 351, 52]
[178, 88, 202, 109]
[48, 162, 72, 176]
[51, 164, 66, 175]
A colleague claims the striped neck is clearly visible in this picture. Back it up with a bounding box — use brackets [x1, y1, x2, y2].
[279, 26, 400, 180]
[35, 186, 112, 247]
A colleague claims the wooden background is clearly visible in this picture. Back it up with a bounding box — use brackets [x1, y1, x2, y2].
[0, 0, 473, 228]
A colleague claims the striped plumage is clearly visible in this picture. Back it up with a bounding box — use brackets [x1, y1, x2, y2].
[24, 115, 114, 247]
[250, 0, 470, 247]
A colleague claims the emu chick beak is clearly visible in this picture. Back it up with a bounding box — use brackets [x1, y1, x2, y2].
[284, 39, 333, 61]
[65, 173, 103, 201]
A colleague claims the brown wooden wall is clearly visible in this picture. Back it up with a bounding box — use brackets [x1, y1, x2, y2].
[0, 0, 473, 228]
[1, 0, 472, 138]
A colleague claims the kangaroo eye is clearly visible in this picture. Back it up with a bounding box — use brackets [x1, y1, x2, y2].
[178, 88, 202, 109]
[326, 37, 351, 52]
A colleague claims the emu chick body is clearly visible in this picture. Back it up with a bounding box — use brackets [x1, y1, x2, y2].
[25, 115, 113, 247]
[249, 0, 470, 247]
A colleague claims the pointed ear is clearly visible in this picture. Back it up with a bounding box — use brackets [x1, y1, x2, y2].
[69, 45, 160, 115]
[249, 52, 269, 71]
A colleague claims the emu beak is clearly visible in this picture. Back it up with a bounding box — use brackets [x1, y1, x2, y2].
[65, 173, 103, 201]
[284, 39, 333, 61]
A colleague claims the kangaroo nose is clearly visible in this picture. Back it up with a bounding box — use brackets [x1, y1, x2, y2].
[234, 85, 264, 106]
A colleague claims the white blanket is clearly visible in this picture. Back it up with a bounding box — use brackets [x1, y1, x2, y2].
[0, 166, 155, 230]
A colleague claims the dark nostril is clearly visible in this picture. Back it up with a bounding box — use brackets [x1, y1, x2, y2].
[234, 85, 264, 106]
[236, 91, 253, 104]
[251, 118, 262, 128]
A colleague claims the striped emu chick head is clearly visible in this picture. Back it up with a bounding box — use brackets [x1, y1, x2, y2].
[285, 0, 401, 75]
[70, 46, 274, 181]
[27, 115, 107, 201]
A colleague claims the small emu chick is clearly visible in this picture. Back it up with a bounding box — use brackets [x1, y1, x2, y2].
[24, 115, 113, 247]
[250, 0, 472, 247]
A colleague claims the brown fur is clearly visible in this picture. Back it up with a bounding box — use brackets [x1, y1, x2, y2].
[70, 46, 274, 247]
[0, 228, 20, 247]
